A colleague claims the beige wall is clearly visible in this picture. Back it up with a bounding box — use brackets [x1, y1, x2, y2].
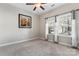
[0, 3, 40, 45]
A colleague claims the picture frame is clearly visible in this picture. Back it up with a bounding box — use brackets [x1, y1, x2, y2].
[18, 14, 32, 28]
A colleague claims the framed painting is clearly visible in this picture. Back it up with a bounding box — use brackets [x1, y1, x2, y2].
[18, 14, 32, 28]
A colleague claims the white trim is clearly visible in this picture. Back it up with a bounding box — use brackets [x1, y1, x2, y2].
[40, 37, 46, 40]
[59, 42, 72, 47]
[0, 37, 39, 47]
[72, 20, 77, 47]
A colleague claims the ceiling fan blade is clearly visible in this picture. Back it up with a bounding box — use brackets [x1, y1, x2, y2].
[33, 7, 36, 11]
[41, 3, 47, 4]
[26, 3, 35, 5]
[40, 6, 45, 10]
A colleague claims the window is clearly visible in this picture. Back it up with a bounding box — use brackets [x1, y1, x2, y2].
[46, 17, 55, 34]
[56, 13, 72, 35]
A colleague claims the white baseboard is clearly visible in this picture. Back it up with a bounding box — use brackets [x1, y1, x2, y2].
[40, 37, 46, 40]
[59, 42, 72, 47]
[0, 37, 39, 47]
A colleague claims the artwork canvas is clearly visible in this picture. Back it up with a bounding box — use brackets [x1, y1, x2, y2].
[18, 14, 32, 28]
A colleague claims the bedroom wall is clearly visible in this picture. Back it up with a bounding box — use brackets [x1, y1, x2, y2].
[39, 18, 46, 40]
[0, 3, 40, 45]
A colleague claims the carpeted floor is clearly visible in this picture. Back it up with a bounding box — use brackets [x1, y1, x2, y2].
[0, 39, 79, 56]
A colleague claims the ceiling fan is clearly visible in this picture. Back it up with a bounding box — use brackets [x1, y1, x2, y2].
[26, 3, 46, 11]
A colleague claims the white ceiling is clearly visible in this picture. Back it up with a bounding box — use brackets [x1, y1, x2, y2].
[8, 3, 65, 15]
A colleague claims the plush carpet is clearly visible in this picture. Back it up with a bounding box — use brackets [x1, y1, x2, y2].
[0, 39, 79, 56]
